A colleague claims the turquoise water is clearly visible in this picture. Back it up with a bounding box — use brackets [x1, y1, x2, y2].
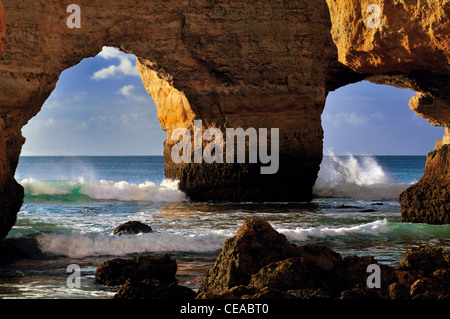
[0, 155, 449, 299]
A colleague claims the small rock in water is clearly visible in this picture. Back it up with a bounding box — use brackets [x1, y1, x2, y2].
[112, 221, 153, 236]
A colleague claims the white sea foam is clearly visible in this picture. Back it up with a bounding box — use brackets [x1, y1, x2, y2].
[36, 232, 226, 258]
[20, 178, 75, 196]
[277, 219, 391, 241]
[79, 179, 188, 202]
[313, 151, 409, 198]
[35, 220, 391, 258]
[18, 178, 189, 202]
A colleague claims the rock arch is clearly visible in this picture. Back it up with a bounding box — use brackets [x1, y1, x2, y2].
[0, 0, 449, 240]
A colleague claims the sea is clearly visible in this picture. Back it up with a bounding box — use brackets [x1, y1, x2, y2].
[0, 154, 449, 299]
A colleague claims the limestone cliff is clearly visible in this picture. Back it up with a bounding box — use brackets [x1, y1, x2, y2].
[0, 0, 5, 53]
[400, 144, 450, 224]
[0, 0, 449, 240]
[325, 0, 450, 225]
[327, 0, 450, 129]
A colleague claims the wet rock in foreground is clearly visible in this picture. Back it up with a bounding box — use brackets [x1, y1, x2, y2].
[93, 253, 177, 286]
[197, 218, 449, 300]
[111, 221, 153, 236]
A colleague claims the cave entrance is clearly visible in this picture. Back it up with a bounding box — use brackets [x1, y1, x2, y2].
[314, 80, 445, 199]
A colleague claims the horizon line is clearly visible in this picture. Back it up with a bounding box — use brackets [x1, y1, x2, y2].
[19, 154, 429, 157]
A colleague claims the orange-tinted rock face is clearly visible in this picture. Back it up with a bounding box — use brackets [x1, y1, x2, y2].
[400, 144, 450, 224]
[0, 0, 5, 54]
[327, 0, 450, 128]
[0, 0, 449, 239]
[327, 0, 450, 75]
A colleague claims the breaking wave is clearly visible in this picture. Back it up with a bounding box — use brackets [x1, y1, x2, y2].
[33, 220, 391, 258]
[277, 219, 391, 241]
[313, 152, 409, 198]
[18, 178, 189, 202]
[36, 231, 227, 258]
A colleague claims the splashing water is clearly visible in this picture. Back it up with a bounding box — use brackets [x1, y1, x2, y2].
[18, 178, 189, 202]
[313, 151, 410, 199]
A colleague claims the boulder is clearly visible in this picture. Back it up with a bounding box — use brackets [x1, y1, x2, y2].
[397, 246, 450, 299]
[329, 255, 397, 298]
[93, 253, 177, 286]
[197, 218, 300, 296]
[399, 245, 450, 276]
[400, 145, 450, 224]
[197, 218, 353, 299]
[198, 219, 450, 299]
[114, 279, 196, 300]
[111, 221, 153, 236]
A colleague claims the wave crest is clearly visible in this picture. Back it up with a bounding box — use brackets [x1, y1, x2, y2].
[277, 219, 391, 241]
[36, 232, 225, 258]
[313, 152, 409, 198]
[19, 178, 189, 202]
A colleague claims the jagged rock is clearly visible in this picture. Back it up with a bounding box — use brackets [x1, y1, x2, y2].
[326, 0, 450, 75]
[400, 145, 450, 224]
[388, 283, 411, 300]
[197, 219, 372, 299]
[0, 0, 5, 53]
[248, 251, 341, 292]
[197, 219, 342, 297]
[111, 221, 153, 236]
[286, 288, 330, 299]
[410, 277, 450, 299]
[93, 253, 177, 286]
[197, 218, 300, 296]
[198, 219, 450, 300]
[392, 246, 450, 299]
[399, 246, 450, 275]
[248, 257, 318, 291]
[329, 255, 397, 298]
[340, 287, 382, 300]
[396, 245, 450, 299]
[114, 278, 196, 300]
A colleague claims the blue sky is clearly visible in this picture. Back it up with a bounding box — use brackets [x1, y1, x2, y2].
[323, 82, 444, 155]
[20, 47, 444, 156]
[22, 47, 166, 156]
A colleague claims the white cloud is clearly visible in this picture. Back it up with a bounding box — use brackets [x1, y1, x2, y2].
[45, 118, 55, 127]
[117, 84, 148, 102]
[345, 112, 368, 126]
[118, 85, 135, 97]
[97, 46, 122, 59]
[92, 47, 140, 80]
[325, 112, 368, 127]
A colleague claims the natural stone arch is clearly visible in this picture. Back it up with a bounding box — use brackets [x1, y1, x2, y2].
[0, 0, 449, 241]
[0, 0, 354, 241]
[326, 0, 450, 224]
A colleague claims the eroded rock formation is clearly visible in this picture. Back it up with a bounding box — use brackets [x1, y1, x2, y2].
[0, 0, 449, 239]
[325, 0, 450, 224]
[198, 219, 450, 299]
[93, 253, 177, 286]
[400, 144, 450, 224]
[0, 0, 5, 53]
